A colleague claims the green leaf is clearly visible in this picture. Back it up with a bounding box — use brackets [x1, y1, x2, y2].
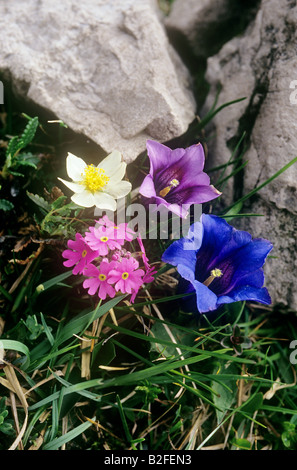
[240, 392, 263, 414]
[0, 199, 14, 211]
[50, 195, 68, 210]
[231, 438, 252, 450]
[15, 152, 39, 169]
[26, 191, 51, 211]
[5, 136, 20, 159]
[212, 362, 238, 424]
[42, 419, 93, 450]
[19, 116, 39, 149]
[0, 339, 31, 370]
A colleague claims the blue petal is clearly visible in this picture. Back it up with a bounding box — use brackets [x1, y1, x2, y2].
[161, 238, 197, 276]
[226, 268, 265, 295]
[228, 238, 273, 277]
[191, 280, 219, 313]
[217, 286, 271, 306]
[200, 214, 252, 270]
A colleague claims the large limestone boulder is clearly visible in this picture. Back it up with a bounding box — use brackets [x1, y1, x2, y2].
[165, 0, 261, 59]
[0, 0, 196, 162]
[167, 0, 297, 309]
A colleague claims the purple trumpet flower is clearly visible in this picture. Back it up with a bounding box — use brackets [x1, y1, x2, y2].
[139, 140, 221, 218]
[161, 214, 273, 314]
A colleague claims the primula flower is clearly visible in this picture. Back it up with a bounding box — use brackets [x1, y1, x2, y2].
[82, 260, 116, 300]
[84, 225, 124, 255]
[107, 257, 145, 296]
[161, 214, 272, 314]
[139, 140, 221, 219]
[62, 216, 155, 304]
[95, 215, 135, 241]
[137, 235, 157, 283]
[58, 150, 132, 211]
[62, 233, 98, 275]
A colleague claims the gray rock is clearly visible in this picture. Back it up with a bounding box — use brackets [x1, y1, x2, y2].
[0, 0, 196, 163]
[203, 0, 297, 309]
[165, 0, 261, 58]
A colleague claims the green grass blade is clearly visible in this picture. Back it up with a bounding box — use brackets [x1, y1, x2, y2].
[223, 155, 297, 213]
[42, 418, 93, 450]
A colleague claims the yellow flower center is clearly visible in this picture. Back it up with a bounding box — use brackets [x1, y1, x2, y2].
[98, 274, 107, 281]
[159, 179, 180, 198]
[122, 272, 129, 280]
[81, 249, 88, 258]
[203, 268, 223, 287]
[81, 165, 109, 193]
[100, 236, 109, 242]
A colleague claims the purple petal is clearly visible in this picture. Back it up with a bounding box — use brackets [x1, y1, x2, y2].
[146, 140, 183, 175]
[166, 184, 221, 206]
[139, 174, 157, 198]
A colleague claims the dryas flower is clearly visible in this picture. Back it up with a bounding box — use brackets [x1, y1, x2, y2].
[58, 150, 132, 211]
[139, 140, 221, 219]
[161, 214, 273, 314]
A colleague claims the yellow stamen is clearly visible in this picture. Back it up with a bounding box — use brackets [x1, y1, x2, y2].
[99, 274, 107, 281]
[100, 236, 109, 242]
[80, 165, 109, 193]
[81, 249, 87, 258]
[122, 272, 129, 280]
[203, 268, 223, 287]
[159, 178, 180, 198]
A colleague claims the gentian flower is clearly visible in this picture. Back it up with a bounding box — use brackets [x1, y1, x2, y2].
[58, 150, 132, 211]
[139, 140, 221, 218]
[62, 233, 98, 275]
[83, 260, 117, 300]
[161, 214, 272, 314]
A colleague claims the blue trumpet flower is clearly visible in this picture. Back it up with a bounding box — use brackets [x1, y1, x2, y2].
[161, 214, 273, 314]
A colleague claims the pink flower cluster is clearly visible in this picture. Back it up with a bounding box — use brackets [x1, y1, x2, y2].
[62, 215, 156, 303]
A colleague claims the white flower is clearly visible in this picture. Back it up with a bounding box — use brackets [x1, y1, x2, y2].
[58, 151, 132, 211]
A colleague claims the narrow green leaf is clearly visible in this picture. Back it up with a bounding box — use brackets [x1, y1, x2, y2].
[0, 339, 30, 370]
[42, 418, 93, 450]
[223, 155, 297, 213]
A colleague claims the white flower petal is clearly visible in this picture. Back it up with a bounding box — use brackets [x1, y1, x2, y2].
[98, 150, 122, 176]
[93, 192, 117, 211]
[71, 190, 95, 207]
[104, 180, 132, 199]
[66, 152, 87, 181]
[57, 177, 85, 193]
[108, 162, 127, 183]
